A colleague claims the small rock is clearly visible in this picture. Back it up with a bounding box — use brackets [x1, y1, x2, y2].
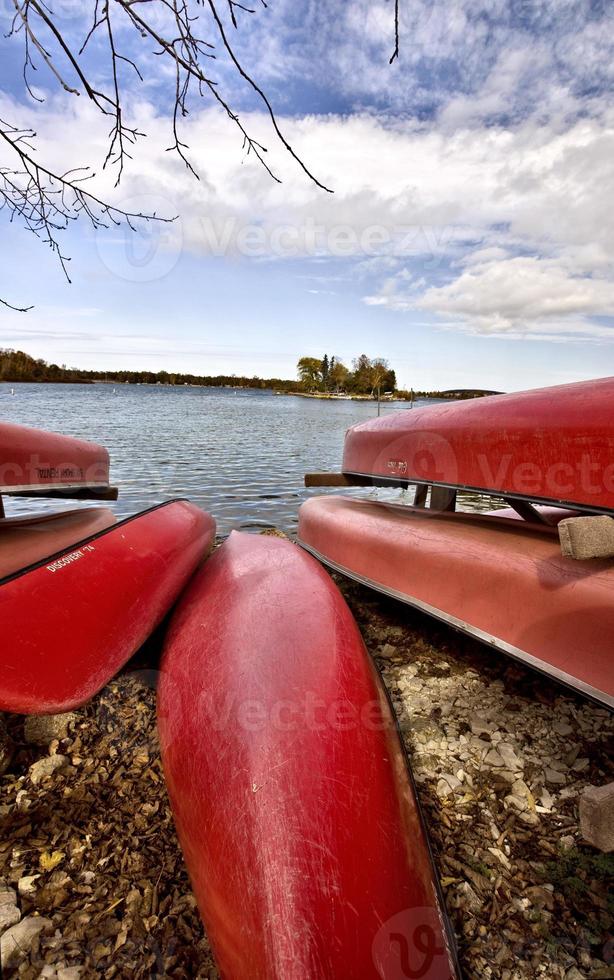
[0, 902, 20, 934]
[564, 969, 585, 980]
[498, 743, 524, 770]
[553, 720, 574, 737]
[485, 749, 505, 768]
[452, 880, 482, 914]
[504, 793, 528, 812]
[560, 835, 575, 851]
[378, 644, 397, 660]
[0, 915, 52, 968]
[544, 767, 567, 785]
[525, 885, 555, 910]
[579, 782, 614, 852]
[24, 713, 77, 746]
[58, 967, 83, 980]
[28, 754, 68, 785]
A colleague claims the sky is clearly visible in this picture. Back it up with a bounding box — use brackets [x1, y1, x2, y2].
[1, 0, 613, 391]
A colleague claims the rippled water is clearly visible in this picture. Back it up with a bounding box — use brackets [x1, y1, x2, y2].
[0, 383, 495, 535]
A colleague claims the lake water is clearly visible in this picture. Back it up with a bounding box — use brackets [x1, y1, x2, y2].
[0, 383, 495, 535]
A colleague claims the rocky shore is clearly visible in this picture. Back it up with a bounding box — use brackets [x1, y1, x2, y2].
[1, 564, 612, 978]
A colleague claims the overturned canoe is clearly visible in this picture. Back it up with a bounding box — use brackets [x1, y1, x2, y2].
[298, 496, 614, 710]
[0, 421, 112, 498]
[0, 500, 215, 714]
[158, 532, 458, 980]
[0, 507, 116, 579]
[342, 377, 614, 514]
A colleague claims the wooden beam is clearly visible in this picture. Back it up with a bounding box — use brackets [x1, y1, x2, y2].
[304, 473, 373, 488]
[430, 487, 457, 512]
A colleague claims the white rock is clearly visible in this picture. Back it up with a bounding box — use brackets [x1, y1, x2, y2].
[28, 754, 68, 785]
[498, 743, 524, 770]
[0, 915, 51, 968]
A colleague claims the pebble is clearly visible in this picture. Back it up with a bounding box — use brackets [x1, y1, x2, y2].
[544, 767, 567, 785]
[29, 754, 69, 785]
[378, 643, 397, 660]
[24, 713, 78, 746]
[0, 915, 52, 968]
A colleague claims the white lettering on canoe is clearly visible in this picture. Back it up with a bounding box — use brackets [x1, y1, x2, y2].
[46, 544, 95, 573]
[387, 459, 408, 476]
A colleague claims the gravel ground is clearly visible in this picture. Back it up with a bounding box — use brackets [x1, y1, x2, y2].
[1, 564, 612, 978]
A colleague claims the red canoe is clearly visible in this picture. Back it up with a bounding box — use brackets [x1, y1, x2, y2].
[342, 377, 614, 514]
[158, 532, 458, 980]
[298, 496, 614, 710]
[0, 507, 116, 579]
[0, 421, 112, 498]
[0, 500, 215, 714]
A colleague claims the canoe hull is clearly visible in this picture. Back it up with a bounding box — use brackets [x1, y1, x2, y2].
[0, 500, 216, 714]
[0, 421, 110, 495]
[158, 532, 458, 980]
[0, 508, 116, 579]
[342, 377, 614, 514]
[298, 496, 614, 710]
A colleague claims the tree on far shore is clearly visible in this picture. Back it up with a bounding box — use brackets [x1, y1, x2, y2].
[296, 353, 395, 397]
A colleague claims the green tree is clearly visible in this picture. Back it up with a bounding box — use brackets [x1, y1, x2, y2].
[321, 354, 330, 389]
[297, 357, 323, 391]
[329, 358, 349, 392]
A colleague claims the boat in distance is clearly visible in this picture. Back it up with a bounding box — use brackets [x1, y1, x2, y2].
[298, 496, 614, 710]
[158, 532, 459, 980]
[0, 421, 114, 499]
[341, 377, 614, 515]
[0, 500, 216, 714]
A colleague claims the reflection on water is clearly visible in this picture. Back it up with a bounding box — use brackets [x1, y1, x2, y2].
[0, 384, 496, 536]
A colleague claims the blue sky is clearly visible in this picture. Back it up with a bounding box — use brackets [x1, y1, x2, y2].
[1, 0, 613, 390]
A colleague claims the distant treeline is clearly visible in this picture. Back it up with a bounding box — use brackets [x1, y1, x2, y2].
[0, 349, 302, 392]
[396, 388, 502, 401]
[0, 349, 500, 400]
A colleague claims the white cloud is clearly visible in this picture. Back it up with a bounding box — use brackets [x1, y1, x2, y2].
[2, 75, 614, 343]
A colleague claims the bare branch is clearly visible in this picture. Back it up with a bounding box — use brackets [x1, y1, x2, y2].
[390, 0, 400, 64]
[0, 296, 34, 312]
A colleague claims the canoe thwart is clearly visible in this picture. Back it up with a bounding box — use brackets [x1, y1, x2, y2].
[304, 472, 374, 487]
[559, 515, 614, 560]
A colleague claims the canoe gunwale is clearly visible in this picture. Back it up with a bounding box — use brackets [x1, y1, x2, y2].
[1, 482, 118, 500]
[0, 498, 190, 588]
[298, 538, 614, 712]
[342, 470, 614, 518]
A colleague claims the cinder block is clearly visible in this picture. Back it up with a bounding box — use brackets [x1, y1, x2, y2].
[559, 516, 614, 560]
[579, 782, 614, 852]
